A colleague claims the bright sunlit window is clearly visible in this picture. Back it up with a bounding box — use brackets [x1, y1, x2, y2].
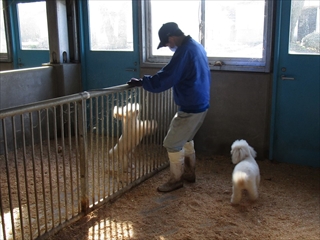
[205, 1, 265, 58]
[149, 0, 201, 57]
[289, 0, 320, 55]
[17, 2, 49, 50]
[88, 0, 133, 51]
[142, 0, 274, 72]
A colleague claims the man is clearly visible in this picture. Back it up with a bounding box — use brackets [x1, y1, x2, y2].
[127, 22, 211, 192]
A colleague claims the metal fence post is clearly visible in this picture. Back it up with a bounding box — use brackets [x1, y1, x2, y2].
[78, 98, 89, 214]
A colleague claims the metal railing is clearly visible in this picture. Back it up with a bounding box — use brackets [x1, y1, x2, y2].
[0, 85, 177, 239]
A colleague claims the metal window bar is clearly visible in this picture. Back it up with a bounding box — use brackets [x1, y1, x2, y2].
[0, 85, 176, 239]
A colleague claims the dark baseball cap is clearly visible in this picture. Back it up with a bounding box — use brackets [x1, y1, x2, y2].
[157, 22, 183, 49]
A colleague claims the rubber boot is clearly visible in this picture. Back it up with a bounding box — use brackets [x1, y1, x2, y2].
[157, 150, 184, 192]
[182, 141, 196, 183]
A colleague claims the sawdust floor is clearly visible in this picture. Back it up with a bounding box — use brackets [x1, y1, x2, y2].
[49, 155, 320, 240]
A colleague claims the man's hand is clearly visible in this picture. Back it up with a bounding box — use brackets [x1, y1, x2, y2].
[127, 78, 143, 87]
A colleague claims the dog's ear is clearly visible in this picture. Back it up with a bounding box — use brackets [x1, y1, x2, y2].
[232, 148, 243, 164]
[113, 106, 123, 119]
[232, 152, 240, 164]
[249, 146, 257, 158]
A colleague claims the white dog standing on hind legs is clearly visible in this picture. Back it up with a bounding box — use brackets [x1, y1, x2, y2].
[230, 139, 260, 205]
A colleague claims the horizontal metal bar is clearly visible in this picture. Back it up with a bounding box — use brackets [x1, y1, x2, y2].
[86, 84, 136, 97]
[0, 84, 140, 119]
[0, 91, 89, 118]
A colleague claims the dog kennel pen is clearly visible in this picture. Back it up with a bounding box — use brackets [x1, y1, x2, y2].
[0, 85, 177, 240]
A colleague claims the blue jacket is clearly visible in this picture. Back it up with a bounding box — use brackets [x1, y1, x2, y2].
[142, 36, 211, 113]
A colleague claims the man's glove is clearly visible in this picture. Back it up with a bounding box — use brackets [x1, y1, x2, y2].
[127, 78, 143, 87]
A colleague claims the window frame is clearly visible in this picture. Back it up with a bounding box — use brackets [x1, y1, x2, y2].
[140, 0, 274, 73]
[0, 0, 12, 62]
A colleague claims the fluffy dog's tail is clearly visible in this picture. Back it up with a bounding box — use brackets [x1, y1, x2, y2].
[231, 139, 256, 164]
[233, 172, 247, 188]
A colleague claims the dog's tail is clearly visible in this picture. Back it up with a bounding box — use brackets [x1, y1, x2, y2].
[233, 172, 248, 188]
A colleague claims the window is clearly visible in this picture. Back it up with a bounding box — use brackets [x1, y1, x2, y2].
[0, 0, 11, 62]
[17, 1, 49, 50]
[141, 0, 274, 72]
[88, 0, 133, 51]
[289, 0, 320, 55]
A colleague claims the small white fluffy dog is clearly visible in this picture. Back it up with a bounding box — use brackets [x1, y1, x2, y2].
[230, 139, 260, 204]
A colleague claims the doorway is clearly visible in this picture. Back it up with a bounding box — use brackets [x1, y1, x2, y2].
[78, 0, 140, 90]
[271, 0, 320, 167]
